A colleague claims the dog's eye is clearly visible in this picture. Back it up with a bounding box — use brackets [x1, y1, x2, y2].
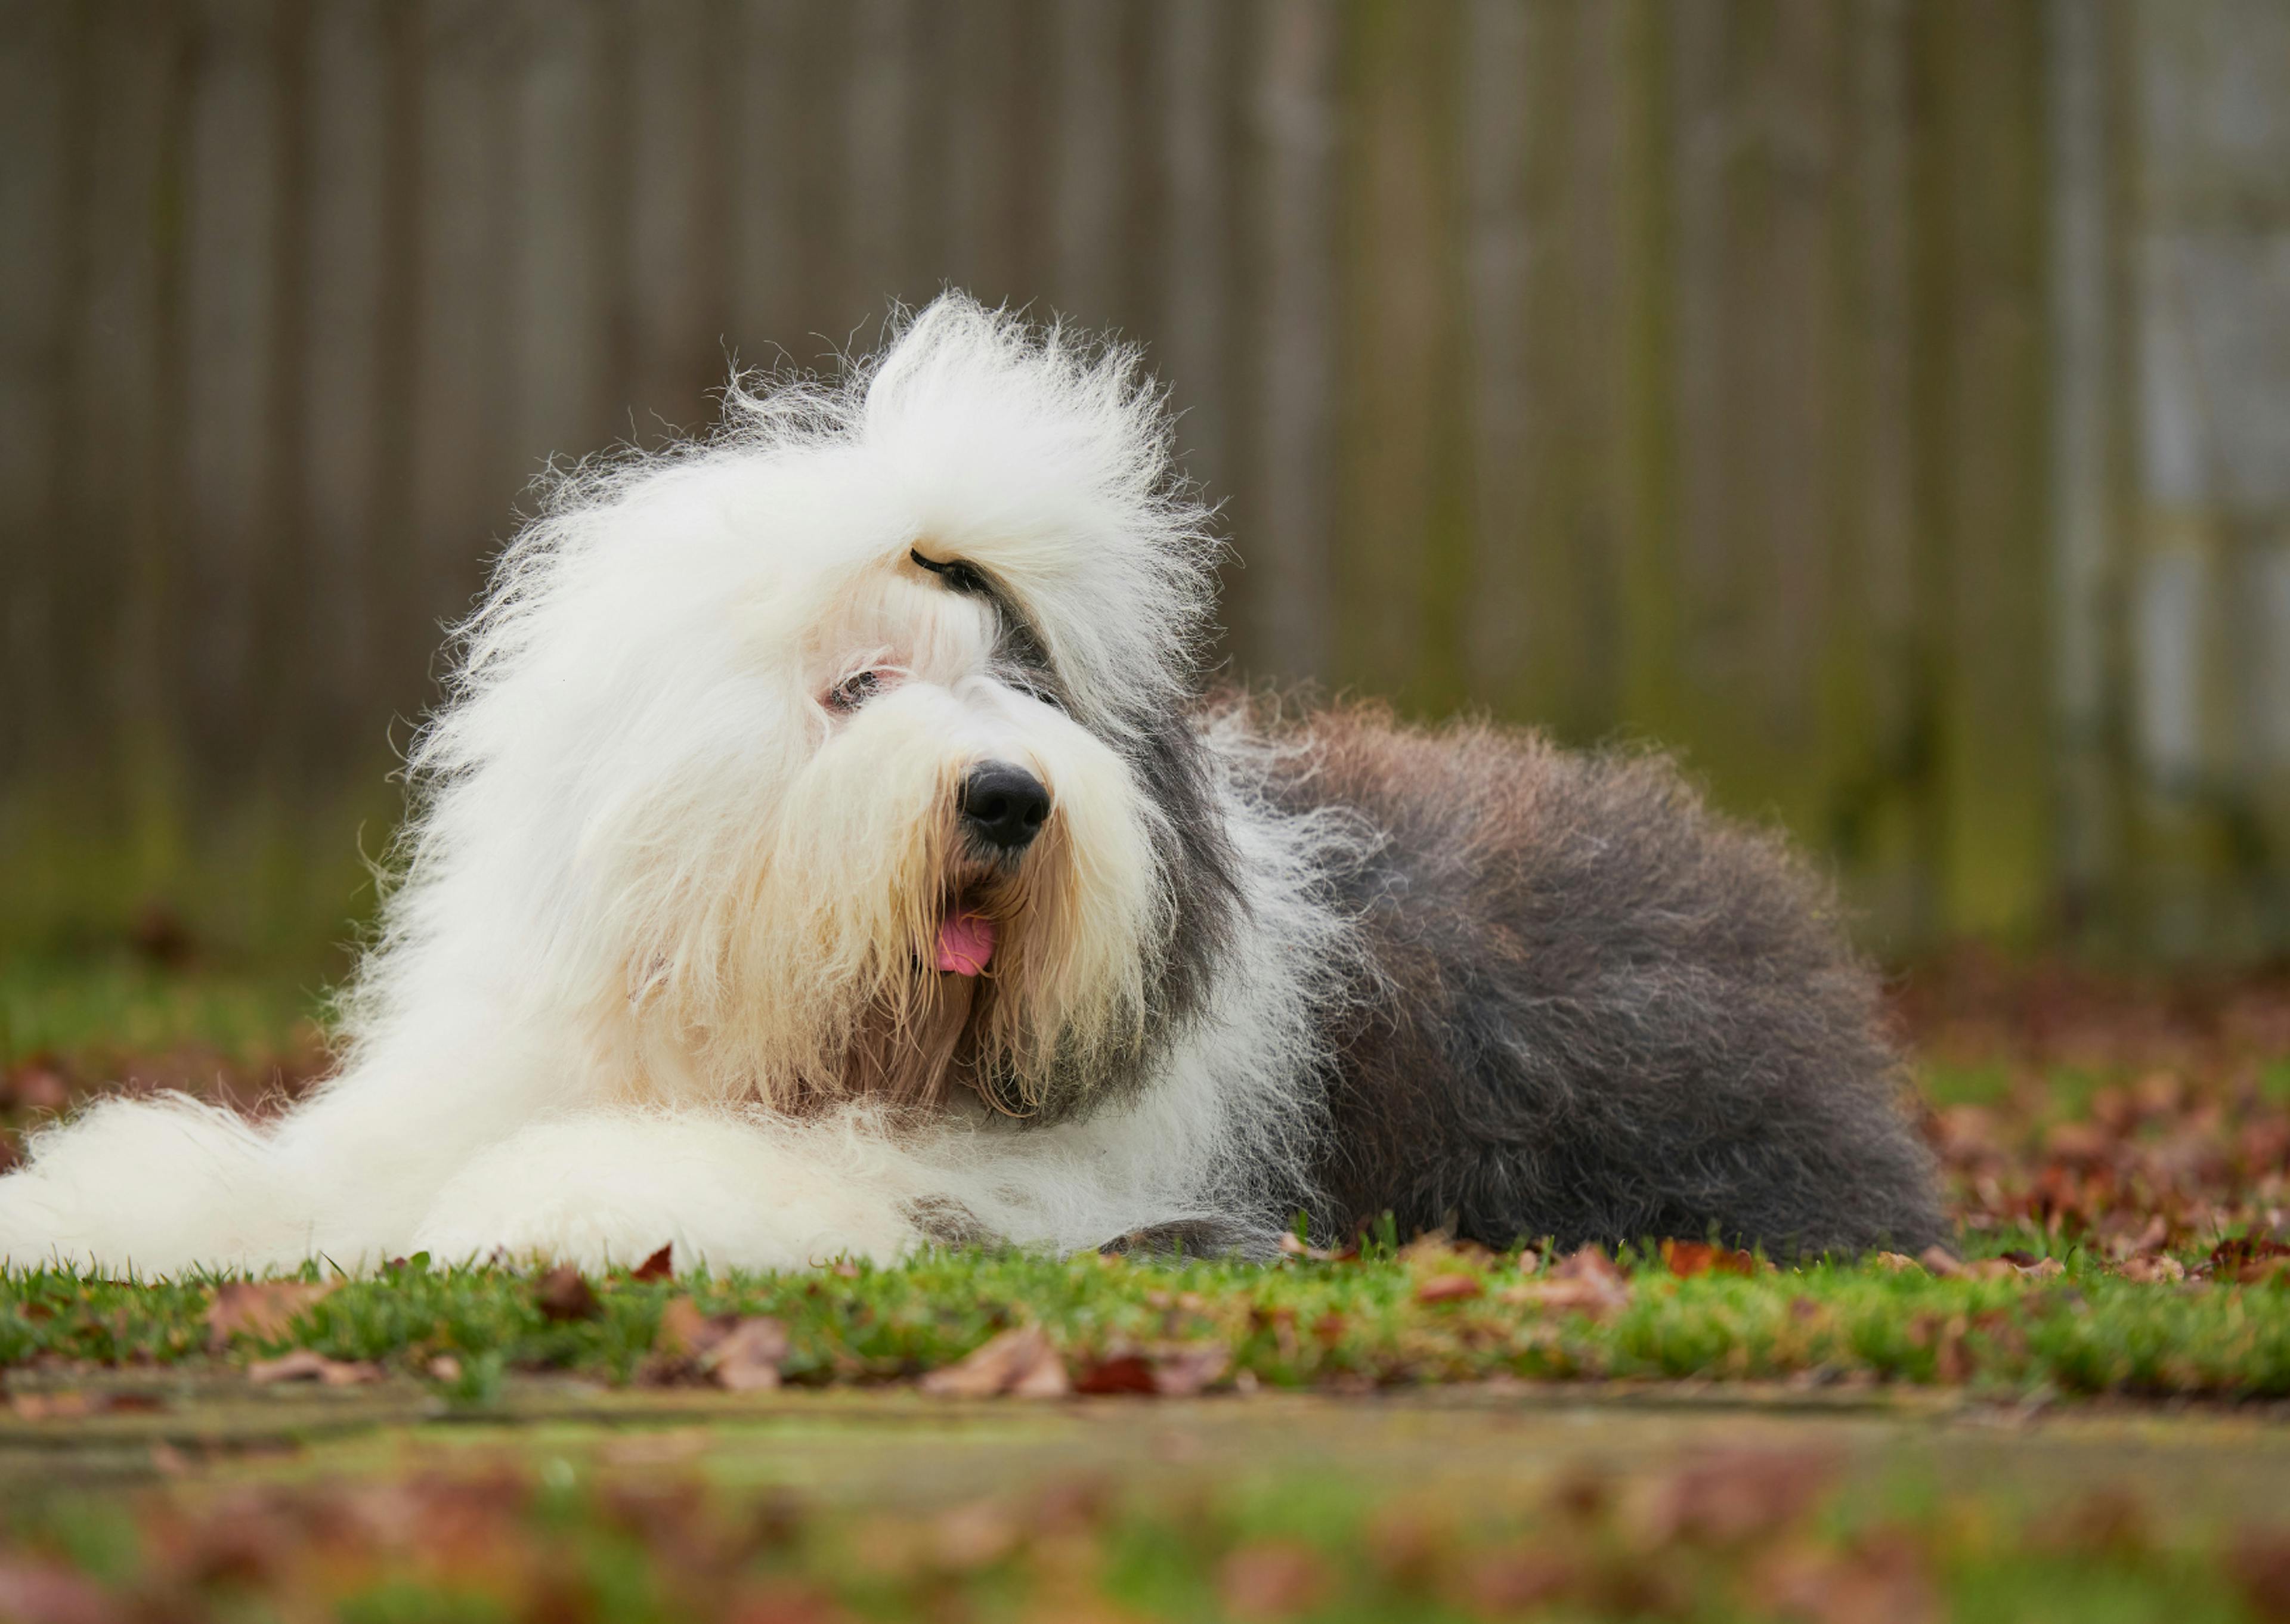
[825, 670, 884, 712]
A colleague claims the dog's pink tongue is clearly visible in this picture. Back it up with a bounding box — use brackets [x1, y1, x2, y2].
[933, 910, 997, 977]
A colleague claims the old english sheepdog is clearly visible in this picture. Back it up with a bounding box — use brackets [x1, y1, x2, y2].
[0, 295, 1944, 1276]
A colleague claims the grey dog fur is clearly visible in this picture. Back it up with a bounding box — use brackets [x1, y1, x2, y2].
[1212, 701, 1946, 1260]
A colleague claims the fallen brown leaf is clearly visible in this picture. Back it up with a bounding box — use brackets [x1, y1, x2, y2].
[1414, 1273, 1484, 1304]
[1071, 1353, 1158, 1395]
[1503, 1245, 1632, 1319]
[1756, 1533, 1939, 1624]
[1632, 1449, 1839, 1546]
[918, 1325, 1069, 1399]
[1149, 1342, 1232, 1395]
[1457, 1550, 1575, 1613]
[2116, 1254, 2186, 1284]
[631, 1244, 674, 1282]
[2232, 1527, 2290, 1622]
[656, 1296, 714, 1357]
[1661, 1239, 1761, 1278]
[0, 1558, 118, 1624]
[704, 1318, 790, 1393]
[247, 1350, 382, 1387]
[1276, 1233, 1357, 1263]
[1218, 1539, 1328, 1621]
[7, 1391, 91, 1421]
[535, 1266, 601, 1322]
[929, 1500, 1023, 1571]
[205, 1281, 335, 1351]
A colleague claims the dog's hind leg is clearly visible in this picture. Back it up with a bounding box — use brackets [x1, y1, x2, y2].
[407, 1109, 927, 1275]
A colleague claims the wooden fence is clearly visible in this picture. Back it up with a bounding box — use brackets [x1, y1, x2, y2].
[4, 0, 2288, 965]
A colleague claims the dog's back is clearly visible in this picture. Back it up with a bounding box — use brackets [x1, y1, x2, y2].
[1247, 701, 1945, 1259]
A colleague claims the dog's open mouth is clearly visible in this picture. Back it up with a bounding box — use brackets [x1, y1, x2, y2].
[932, 900, 998, 977]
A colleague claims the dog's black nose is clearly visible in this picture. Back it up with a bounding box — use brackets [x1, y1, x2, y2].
[960, 764, 1051, 853]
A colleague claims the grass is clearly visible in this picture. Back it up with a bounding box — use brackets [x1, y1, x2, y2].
[2, 1237, 2286, 1404]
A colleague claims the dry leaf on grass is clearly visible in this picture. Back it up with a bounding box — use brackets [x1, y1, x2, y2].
[1661, 1239, 1762, 1278]
[205, 1281, 335, 1350]
[535, 1265, 601, 1322]
[2232, 1529, 2290, 1622]
[2118, 1254, 2187, 1284]
[6, 1391, 92, 1421]
[649, 1297, 790, 1391]
[1503, 1246, 1632, 1319]
[2209, 1236, 2290, 1285]
[0, 1559, 116, 1624]
[1631, 1449, 1840, 1548]
[1457, 1551, 1576, 1613]
[1414, 1273, 1484, 1305]
[1071, 1342, 1231, 1397]
[705, 1319, 790, 1393]
[929, 1501, 1025, 1571]
[630, 1244, 674, 1282]
[247, 1350, 382, 1387]
[1218, 1540, 1329, 1622]
[918, 1325, 1069, 1399]
[1756, 1536, 1939, 1624]
[1276, 1233, 1357, 1263]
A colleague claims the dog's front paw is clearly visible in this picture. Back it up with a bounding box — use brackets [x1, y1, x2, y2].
[410, 1196, 678, 1276]
[407, 1115, 921, 1275]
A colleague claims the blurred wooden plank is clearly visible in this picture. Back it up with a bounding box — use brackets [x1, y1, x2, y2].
[729, 0, 802, 364]
[1525, 0, 1634, 740]
[1339, 0, 1463, 712]
[508, 0, 609, 471]
[178, 0, 284, 784]
[1458, 0, 1537, 716]
[2045, 0, 2130, 940]
[1738, 0, 1845, 829]
[845, 0, 915, 327]
[1914, 0, 2052, 939]
[0, 1, 73, 783]
[1611, 0, 1676, 748]
[1246, 0, 1337, 684]
[942, 0, 1027, 307]
[1047, 0, 1124, 328]
[409, 0, 516, 650]
[300, 0, 391, 769]
[1833, 0, 1929, 946]
[66, 0, 191, 917]
[627, 0, 729, 434]
[1156, 0, 1233, 504]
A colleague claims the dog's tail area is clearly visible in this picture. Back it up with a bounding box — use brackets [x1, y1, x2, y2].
[0, 1095, 315, 1278]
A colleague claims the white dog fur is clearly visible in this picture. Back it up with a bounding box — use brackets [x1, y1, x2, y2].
[1, 297, 1358, 1276]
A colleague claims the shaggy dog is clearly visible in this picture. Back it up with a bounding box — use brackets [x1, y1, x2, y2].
[0, 296, 1943, 1275]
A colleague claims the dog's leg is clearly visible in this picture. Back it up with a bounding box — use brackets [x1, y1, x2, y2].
[407, 1110, 926, 1274]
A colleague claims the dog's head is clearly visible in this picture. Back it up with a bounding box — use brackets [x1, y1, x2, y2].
[401, 297, 1239, 1118]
